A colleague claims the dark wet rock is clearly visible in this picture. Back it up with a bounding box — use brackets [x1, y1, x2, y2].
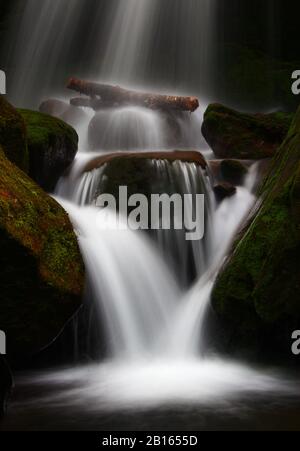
[0, 95, 28, 172]
[211, 105, 300, 357]
[202, 103, 292, 160]
[220, 160, 248, 185]
[19, 109, 78, 192]
[0, 146, 84, 362]
[83, 150, 206, 173]
[213, 182, 237, 202]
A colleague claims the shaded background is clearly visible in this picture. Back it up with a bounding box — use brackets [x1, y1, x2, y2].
[0, 0, 300, 110]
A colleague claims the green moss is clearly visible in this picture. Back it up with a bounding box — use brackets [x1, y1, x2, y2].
[18, 109, 78, 191]
[211, 106, 300, 354]
[19, 109, 78, 152]
[0, 147, 84, 360]
[202, 103, 292, 160]
[0, 96, 28, 172]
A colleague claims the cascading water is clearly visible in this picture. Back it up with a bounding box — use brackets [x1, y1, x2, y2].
[88, 107, 166, 151]
[56, 152, 257, 360]
[57, 155, 214, 287]
[57, 199, 181, 360]
[9, 153, 294, 418]
[3, 0, 299, 431]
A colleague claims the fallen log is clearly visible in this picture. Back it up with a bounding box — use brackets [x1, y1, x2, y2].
[66, 77, 199, 113]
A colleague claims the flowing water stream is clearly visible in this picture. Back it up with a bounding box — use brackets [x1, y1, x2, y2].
[3, 0, 300, 431]
[2, 113, 298, 431]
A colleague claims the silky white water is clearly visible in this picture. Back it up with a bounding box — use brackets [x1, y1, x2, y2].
[48, 145, 296, 410]
[5, 0, 298, 421]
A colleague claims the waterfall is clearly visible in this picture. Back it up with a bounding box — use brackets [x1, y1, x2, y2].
[88, 107, 166, 151]
[4, 0, 298, 428]
[57, 199, 181, 360]
[57, 155, 215, 287]
[40, 157, 294, 412]
[8, 0, 216, 107]
[56, 152, 256, 359]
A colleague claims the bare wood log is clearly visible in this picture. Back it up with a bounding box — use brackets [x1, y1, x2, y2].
[67, 77, 199, 112]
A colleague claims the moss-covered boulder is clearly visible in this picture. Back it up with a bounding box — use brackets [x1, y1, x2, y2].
[0, 147, 84, 361]
[0, 96, 28, 172]
[19, 109, 78, 192]
[211, 106, 300, 357]
[202, 103, 292, 160]
[82, 151, 207, 204]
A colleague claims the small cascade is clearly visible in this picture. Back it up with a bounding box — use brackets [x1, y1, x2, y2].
[57, 154, 215, 287]
[167, 169, 257, 357]
[149, 159, 215, 286]
[56, 154, 107, 206]
[58, 198, 181, 360]
[88, 107, 166, 151]
[56, 148, 257, 361]
[88, 106, 209, 152]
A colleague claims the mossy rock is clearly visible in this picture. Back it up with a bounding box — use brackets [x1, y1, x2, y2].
[0, 147, 84, 361]
[211, 106, 300, 357]
[19, 109, 78, 192]
[0, 95, 28, 172]
[202, 103, 292, 160]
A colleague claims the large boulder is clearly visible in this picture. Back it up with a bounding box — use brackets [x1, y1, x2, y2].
[0, 147, 84, 361]
[82, 150, 207, 206]
[211, 106, 300, 357]
[202, 103, 292, 160]
[0, 95, 28, 172]
[19, 109, 78, 192]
